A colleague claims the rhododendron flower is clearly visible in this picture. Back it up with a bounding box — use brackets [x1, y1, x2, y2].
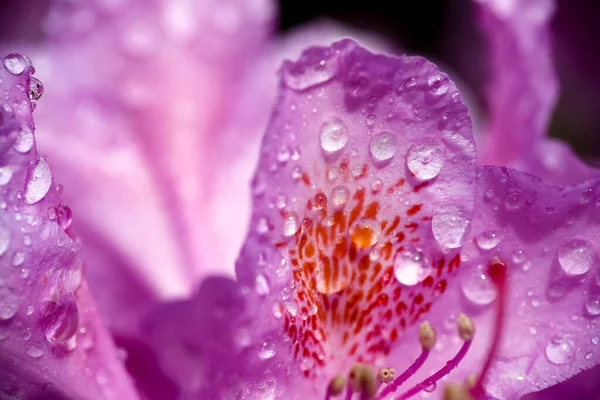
[0, 0, 599, 399]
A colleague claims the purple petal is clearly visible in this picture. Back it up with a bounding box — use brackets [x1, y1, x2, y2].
[0, 55, 138, 399]
[475, 0, 600, 184]
[143, 39, 478, 398]
[416, 166, 600, 399]
[27, 0, 275, 334]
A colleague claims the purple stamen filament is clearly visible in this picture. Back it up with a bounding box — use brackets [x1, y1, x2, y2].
[393, 339, 472, 400]
[375, 349, 431, 399]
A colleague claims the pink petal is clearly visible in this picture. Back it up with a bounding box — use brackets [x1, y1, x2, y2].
[0, 55, 138, 399]
[28, 0, 275, 334]
[475, 0, 600, 184]
[143, 39, 478, 398]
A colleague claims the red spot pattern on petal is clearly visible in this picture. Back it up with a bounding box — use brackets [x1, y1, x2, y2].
[281, 160, 461, 376]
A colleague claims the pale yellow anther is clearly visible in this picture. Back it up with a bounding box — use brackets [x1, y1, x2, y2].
[457, 313, 475, 341]
[377, 368, 396, 384]
[349, 363, 376, 398]
[465, 374, 477, 389]
[418, 321, 437, 350]
[329, 374, 346, 396]
[443, 383, 474, 400]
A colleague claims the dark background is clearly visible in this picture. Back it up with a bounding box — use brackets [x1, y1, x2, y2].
[279, 0, 600, 160]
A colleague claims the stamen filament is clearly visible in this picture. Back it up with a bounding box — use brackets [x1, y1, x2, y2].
[469, 258, 507, 398]
[393, 339, 472, 400]
[375, 322, 436, 399]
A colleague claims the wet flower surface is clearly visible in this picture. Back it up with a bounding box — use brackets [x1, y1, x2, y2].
[0, 0, 599, 399]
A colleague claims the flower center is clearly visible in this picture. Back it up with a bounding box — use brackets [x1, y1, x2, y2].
[279, 158, 462, 377]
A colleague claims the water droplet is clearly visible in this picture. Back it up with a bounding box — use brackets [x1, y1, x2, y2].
[512, 249, 526, 264]
[592, 337, 599, 345]
[406, 136, 446, 180]
[12, 252, 25, 266]
[3, 54, 28, 75]
[13, 127, 34, 153]
[586, 352, 593, 360]
[0, 167, 13, 186]
[272, 302, 283, 318]
[432, 205, 471, 249]
[276, 146, 290, 163]
[283, 59, 337, 91]
[585, 295, 600, 317]
[350, 218, 381, 248]
[315, 260, 352, 294]
[28, 77, 44, 103]
[319, 117, 349, 154]
[26, 157, 52, 205]
[27, 343, 44, 358]
[258, 342, 275, 360]
[369, 131, 397, 162]
[475, 231, 503, 251]
[313, 193, 328, 209]
[461, 271, 497, 305]
[331, 185, 350, 206]
[504, 189, 525, 210]
[423, 382, 437, 393]
[299, 357, 315, 371]
[0, 224, 10, 257]
[393, 249, 431, 286]
[254, 274, 270, 296]
[557, 239, 594, 276]
[282, 213, 299, 237]
[0, 287, 18, 320]
[545, 335, 575, 365]
[40, 297, 79, 343]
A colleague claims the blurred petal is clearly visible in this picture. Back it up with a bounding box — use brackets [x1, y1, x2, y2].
[0, 55, 138, 399]
[475, 0, 600, 184]
[26, 0, 275, 334]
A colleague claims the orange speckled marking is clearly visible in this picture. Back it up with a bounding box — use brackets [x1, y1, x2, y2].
[282, 160, 461, 376]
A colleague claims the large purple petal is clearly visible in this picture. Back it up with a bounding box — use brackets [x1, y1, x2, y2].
[20, 0, 276, 335]
[475, 0, 600, 184]
[0, 55, 138, 399]
[144, 39, 478, 398]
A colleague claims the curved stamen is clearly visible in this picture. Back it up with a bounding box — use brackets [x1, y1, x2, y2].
[392, 315, 475, 400]
[375, 368, 395, 391]
[469, 258, 507, 398]
[325, 375, 347, 400]
[375, 321, 436, 399]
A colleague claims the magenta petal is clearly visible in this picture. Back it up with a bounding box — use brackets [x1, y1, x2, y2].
[475, 0, 600, 184]
[421, 165, 600, 399]
[29, 0, 275, 334]
[0, 56, 138, 398]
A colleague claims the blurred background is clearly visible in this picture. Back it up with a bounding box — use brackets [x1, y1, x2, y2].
[1, 0, 598, 158]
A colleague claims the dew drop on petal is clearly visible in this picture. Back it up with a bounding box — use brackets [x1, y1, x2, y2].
[0, 223, 10, 257]
[27, 343, 44, 358]
[0, 287, 18, 320]
[13, 127, 34, 153]
[406, 136, 446, 180]
[331, 185, 350, 207]
[557, 239, 594, 276]
[369, 131, 397, 162]
[545, 335, 575, 365]
[313, 193, 327, 210]
[0, 167, 13, 186]
[350, 218, 381, 248]
[432, 205, 471, 249]
[585, 295, 600, 317]
[315, 263, 351, 295]
[25, 157, 52, 205]
[476, 230, 503, 251]
[258, 342, 275, 360]
[40, 297, 79, 343]
[3, 54, 28, 75]
[283, 59, 337, 91]
[282, 213, 299, 237]
[28, 77, 44, 102]
[319, 117, 348, 154]
[461, 272, 497, 305]
[393, 249, 431, 286]
[423, 382, 437, 393]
